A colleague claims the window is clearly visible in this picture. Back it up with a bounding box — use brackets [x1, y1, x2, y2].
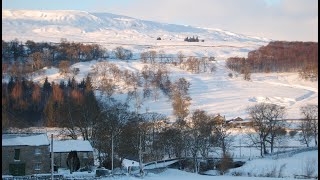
[14, 149, 20, 161]
[34, 163, 41, 171]
[83, 152, 88, 159]
[35, 148, 41, 155]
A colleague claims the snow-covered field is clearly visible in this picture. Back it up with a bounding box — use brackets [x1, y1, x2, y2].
[228, 150, 318, 178]
[29, 58, 318, 120]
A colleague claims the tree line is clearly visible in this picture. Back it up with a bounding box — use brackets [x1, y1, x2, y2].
[2, 76, 99, 129]
[226, 41, 318, 80]
[2, 39, 107, 64]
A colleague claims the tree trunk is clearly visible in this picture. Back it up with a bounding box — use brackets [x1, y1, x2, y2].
[270, 136, 274, 153]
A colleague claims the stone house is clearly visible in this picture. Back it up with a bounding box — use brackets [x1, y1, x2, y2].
[214, 114, 226, 125]
[51, 140, 94, 171]
[2, 133, 50, 176]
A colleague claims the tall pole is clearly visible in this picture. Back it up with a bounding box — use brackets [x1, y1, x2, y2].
[139, 134, 144, 177]
[51, 134, 54, 180]
[240, 138, 242, 158]
[111, 132, 114, 175]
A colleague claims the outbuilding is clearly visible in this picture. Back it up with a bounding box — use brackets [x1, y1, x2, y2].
[50, 140, 94, 171]
[2, 133, 50, 176]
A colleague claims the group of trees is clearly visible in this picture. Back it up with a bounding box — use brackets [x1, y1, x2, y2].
[140, 50, 216, 74]
[73, 102, 234, 174]
[1, 75, 233, 174]
[246, 103, 318, 157]
[184, 36, 200, 42]
[2, 39, 107, 64]
[113, 46, 133, 60]
[226, 41, 318, 81]
[2, 76, 100, 131]
[181, 56, 216, 73]
[2, 39, 107, 79]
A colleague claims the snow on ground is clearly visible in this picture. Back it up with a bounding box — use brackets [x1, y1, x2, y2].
[30, 57, 318, 121]
[228, 150, 318, 178]
[99, 168, 297, 180]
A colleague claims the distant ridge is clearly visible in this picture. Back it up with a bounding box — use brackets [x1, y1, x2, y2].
[2, 9, 270, 43]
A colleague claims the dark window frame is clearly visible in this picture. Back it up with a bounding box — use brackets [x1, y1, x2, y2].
[14, 149, 20, 161]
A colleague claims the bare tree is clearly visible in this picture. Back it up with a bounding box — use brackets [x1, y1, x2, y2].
[28, 52, 44, 71]
[148, 51, 157, 64]
[109, 63, 121, 81]
[299, 104, 318, 147]
[177, 51, 185, 68]
[242, 64, 251, 81]
[59, 60, 71, 76]
[171, 78, 191, 121]
[219, 153, 233, 175]
[158, 50, 166, 63]
[247, 103, 286, 156]
[140, 52, 148, 63]
[188, 109, 213, 173]
[213, 116, 233, 156]
[113, 46, 132, 60]
[100, 78, 115, 97]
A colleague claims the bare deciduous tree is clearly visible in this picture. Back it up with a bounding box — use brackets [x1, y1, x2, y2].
[299, 104, 318, 147]
[113, 46, 132, 60]
[247, 103, 286, 156]
[59, 60, 71, 76]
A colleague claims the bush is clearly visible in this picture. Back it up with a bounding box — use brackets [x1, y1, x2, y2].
[58, 60, 70, 75]
[228, 73, 233, 78]
[113, 46, 133, 60]
[219, 153, 233, 175]
[71, 68, 80, 76]
[231, 171, 243, 176]
[289, 130, 298, 137]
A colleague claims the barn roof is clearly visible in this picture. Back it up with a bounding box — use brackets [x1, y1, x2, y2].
[50, 140, 93, 153]
[2, 133, 49, 147]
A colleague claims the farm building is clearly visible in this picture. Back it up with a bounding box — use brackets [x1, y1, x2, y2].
[2, 133, 50, 176]
[50, 140, 94, 171]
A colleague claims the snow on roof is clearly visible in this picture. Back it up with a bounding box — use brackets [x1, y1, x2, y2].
[50, 140, 93, 153]
[122, 158, 139, 167]
[2, 133, 49, 146]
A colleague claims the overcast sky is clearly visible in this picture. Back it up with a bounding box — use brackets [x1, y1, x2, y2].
[3, 0, 318, 41]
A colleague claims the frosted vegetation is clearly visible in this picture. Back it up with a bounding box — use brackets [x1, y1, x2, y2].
[2, 9, 318, 179]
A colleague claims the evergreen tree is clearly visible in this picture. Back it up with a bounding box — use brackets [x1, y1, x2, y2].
[7, 76, 15, 93]
[43, 95, 56, 127]
[59, 80, 66, 89]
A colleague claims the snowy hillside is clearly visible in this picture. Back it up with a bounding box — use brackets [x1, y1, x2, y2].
[29, 59, 318, 120]
[2, 9, 317, 120]
[2, 9, 269, 42]
[2, 9, 269, 58]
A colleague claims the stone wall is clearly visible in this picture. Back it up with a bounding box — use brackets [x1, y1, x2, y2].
[2, 145, 50, 175]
